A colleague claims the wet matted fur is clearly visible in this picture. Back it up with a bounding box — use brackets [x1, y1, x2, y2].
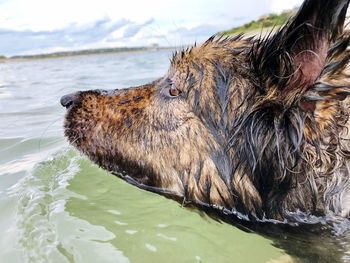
[62, 0, 350, 223]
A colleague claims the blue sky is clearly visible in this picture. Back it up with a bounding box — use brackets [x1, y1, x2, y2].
[0, 0, 303, 56]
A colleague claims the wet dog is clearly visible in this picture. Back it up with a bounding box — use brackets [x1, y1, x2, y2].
[61, 0, 350, 223]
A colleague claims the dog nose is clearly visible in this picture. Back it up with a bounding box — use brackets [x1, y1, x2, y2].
[60, 93, 79, 108]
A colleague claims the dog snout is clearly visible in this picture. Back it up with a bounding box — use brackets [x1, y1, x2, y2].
[60, 92, 80, 108]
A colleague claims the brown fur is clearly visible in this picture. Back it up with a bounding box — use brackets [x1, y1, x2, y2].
[62, 0, 350, 223]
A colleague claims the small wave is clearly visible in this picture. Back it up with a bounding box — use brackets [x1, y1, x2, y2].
[7, 149, 130, 263]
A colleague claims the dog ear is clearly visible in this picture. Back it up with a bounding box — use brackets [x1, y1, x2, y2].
[252, 0, 349, 101]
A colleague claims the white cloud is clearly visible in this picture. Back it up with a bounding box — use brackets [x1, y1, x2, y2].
[0, 0, 268, 31]
[0, 0, 304, 55]
[270, 0, 303, 13]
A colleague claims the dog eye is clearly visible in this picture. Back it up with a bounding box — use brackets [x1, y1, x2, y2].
[169, 86, 181, 97]
[163, 79, 182, 98]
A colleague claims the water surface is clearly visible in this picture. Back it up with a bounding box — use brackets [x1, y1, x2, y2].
[0, 50, 348, 262]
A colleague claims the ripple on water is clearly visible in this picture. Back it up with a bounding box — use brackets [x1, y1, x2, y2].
[5, 149, 130, 263]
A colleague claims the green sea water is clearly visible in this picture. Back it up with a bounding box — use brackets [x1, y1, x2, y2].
[0, 50, 348, 263]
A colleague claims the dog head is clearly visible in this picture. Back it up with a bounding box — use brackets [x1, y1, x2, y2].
[62, 0, 350, 219]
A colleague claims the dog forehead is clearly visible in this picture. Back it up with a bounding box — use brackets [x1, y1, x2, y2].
[170, 38, 251, 74]
[169, 47, 216, 78]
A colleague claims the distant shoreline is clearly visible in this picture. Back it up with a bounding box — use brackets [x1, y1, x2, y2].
[221, 10, 295, 36]
[0, 46, 175, 62]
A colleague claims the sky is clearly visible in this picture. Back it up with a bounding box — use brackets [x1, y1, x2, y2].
[0, 0, 304, 56]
